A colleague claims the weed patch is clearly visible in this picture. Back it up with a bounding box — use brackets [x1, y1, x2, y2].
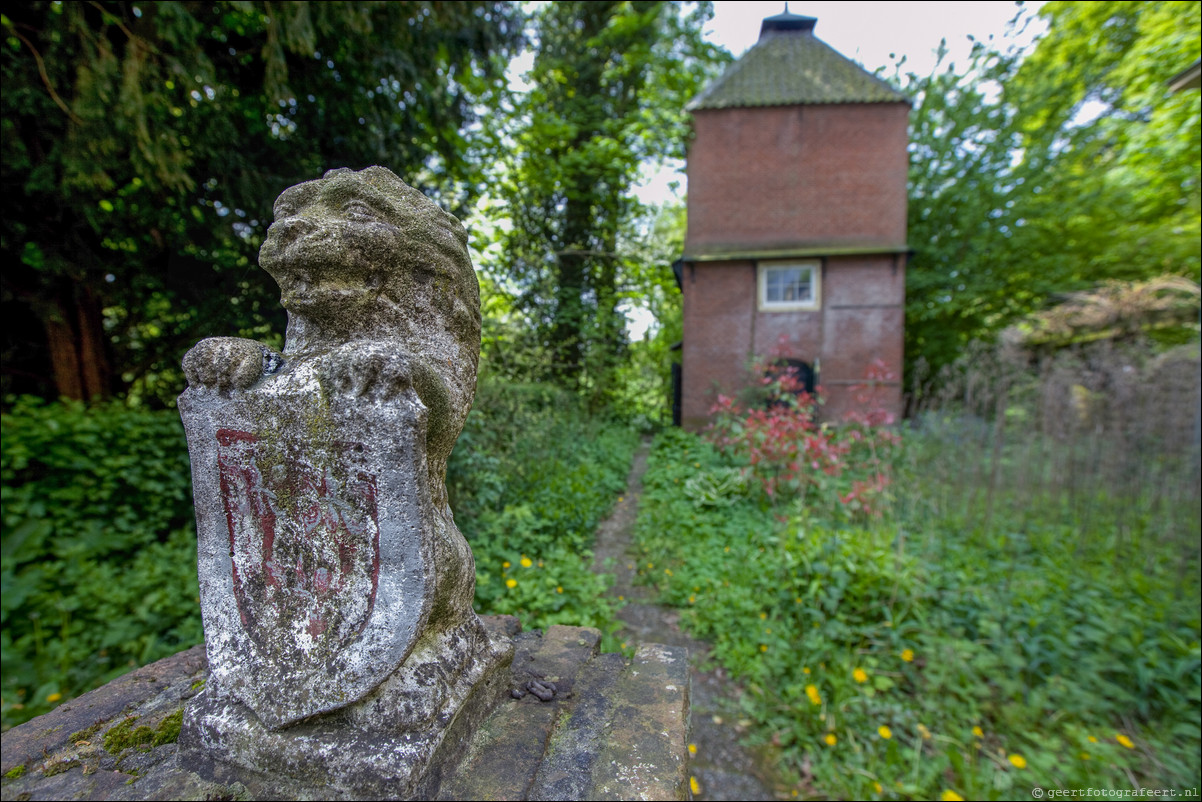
[450, 380, 637, 632]
[636, 345, 1200, 799]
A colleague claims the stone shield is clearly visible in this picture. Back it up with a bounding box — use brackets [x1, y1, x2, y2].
[180, 371, 434, 730]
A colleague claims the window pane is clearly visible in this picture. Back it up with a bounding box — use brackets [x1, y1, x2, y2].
[766, 271, 782, 301]
[764, 265, 815, 306]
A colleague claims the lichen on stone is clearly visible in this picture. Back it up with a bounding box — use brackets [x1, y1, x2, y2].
[68, 720, 105, 745]
[42, 758, 80, 777]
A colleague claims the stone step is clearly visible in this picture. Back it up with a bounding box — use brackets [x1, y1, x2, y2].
[586, 643, 691, 801]
[2, 623, 691, 802]
[439, 632, 691, 802]
[436, 624, 603, 801]
[526, 651, 627, 800]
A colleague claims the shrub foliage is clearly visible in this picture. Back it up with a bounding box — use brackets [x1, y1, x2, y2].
[1, 398, 201, 727]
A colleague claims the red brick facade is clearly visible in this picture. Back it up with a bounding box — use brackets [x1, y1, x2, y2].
[680, 102, 909, 429]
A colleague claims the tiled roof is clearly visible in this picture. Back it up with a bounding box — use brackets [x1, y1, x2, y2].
[689, 28, 907, 110]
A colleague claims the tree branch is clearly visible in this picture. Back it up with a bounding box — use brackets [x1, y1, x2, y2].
[4, 21, 82, 124]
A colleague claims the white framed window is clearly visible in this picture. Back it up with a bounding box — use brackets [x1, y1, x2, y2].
[758, 260, 820, 311]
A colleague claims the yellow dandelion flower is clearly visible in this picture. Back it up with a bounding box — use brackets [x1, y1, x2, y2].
[664, 568, 673, 576]
[618, 595, 624, 601]
[1008, 754, 1026, 769]
[901, 648, 914, 662]
[1116, 734, 1135, 749]
[520, 557, 533, 568]
[1080, 752, 1091, 760]
[824, 733, 837, 746]
[804, 684, 822, 705]
[803, 667, 811, 674]
[873, 782, 883, 794]
[853, 668, 868, 683]
[46, 692, 62, 703]
[878, 725, 892, 740]
[502, 561, 511, 569]
[795, 597, 803, 604]
[759, 612, 767, 619]
[688, 743, 697, 756]
[972, 726, 984, 738]
[760, 644, 768, 652]
[689, 596, 696, 604]
[505, 578, 517, 589]
[940, 791, 964, 802]
[724, 546, 730, 553]
[689, 776, 701, 795]
[556, 586, 563, 594]
[1087, 735, 1098, 743]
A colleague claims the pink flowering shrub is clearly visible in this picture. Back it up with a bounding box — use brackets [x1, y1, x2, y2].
[706, 351, 900, 518]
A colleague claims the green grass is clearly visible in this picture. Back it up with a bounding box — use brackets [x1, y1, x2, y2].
[634, 427, 1201, 800]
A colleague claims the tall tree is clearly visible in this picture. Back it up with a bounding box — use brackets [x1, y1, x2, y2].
[904, 1, 1200, 377]
[2, 1, 522, 405]
[490, 1, 727, 398]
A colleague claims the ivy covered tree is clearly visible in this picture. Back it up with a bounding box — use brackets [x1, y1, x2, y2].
[489, 0, 727, 400]
[1, 1, 522, 405]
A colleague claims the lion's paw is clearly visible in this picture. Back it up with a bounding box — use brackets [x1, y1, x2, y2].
[183, 337, 282, 395]
[320, 343, 413, 401]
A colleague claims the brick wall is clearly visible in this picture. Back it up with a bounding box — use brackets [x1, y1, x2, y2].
[680, 102, 908, 429]
[684, 103, 909, 253]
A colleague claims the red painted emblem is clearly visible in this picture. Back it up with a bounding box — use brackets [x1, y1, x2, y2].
[216, 429, 380, 659]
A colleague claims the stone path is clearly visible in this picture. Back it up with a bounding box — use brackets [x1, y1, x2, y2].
[591, 439, 778, 801]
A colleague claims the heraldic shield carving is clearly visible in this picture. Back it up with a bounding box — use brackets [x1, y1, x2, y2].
[181, 383, 434, 730]
[216, 428, 381, 667]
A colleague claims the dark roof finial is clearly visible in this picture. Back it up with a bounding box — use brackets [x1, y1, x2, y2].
[760, 8, 816, 39]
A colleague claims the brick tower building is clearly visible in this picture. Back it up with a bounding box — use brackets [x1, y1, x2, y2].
[676, 10, 909, 429]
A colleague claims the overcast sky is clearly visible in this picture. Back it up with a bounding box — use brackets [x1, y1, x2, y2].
[704, 1, 1045, 76]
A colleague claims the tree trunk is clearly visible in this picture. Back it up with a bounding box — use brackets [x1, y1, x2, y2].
[39, 284, 111, 401]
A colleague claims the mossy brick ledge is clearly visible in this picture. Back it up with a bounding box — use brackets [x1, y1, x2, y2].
[0, 618, 692, 801]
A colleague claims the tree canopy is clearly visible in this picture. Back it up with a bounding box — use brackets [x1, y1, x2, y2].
[904, 0, 1200, 376]
[2, 1, 522, 405]
[3, 1, 1198, 411]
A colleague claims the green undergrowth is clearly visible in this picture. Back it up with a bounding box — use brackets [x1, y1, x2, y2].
[635, 428, 1201, 800]
[1, 398, 202, 730]
[2, 381, 637, 731]
[449, 379, 638, 633]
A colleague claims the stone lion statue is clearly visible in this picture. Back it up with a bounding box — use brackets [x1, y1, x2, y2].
[182, 166, 481, 507]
